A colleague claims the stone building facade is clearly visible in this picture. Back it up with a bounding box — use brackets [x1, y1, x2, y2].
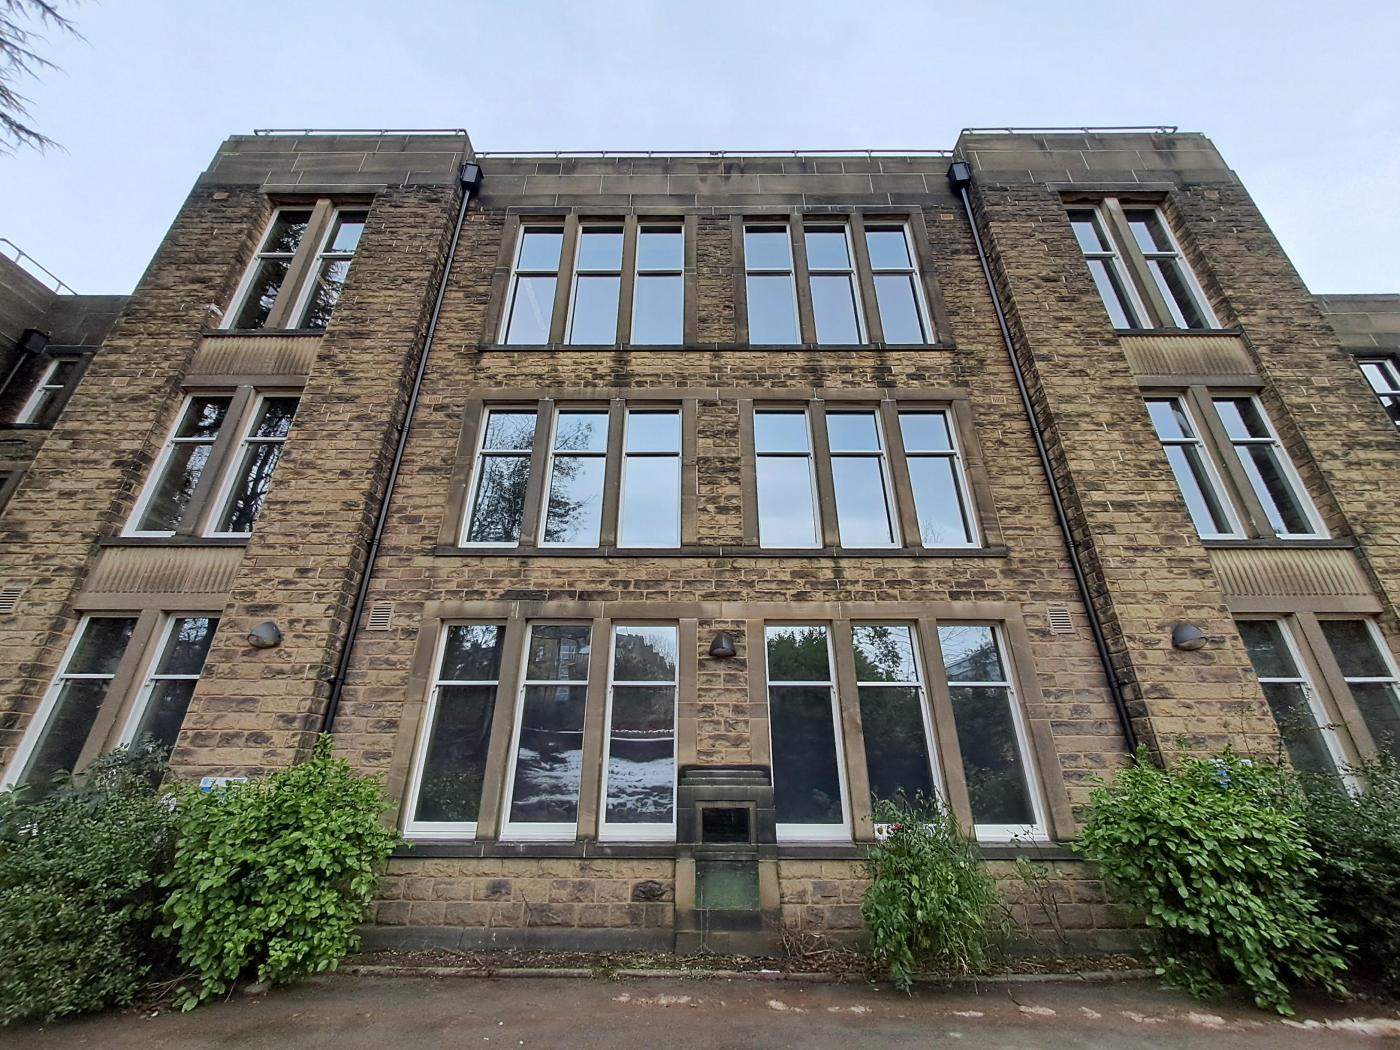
[1, 128, 1397, 955]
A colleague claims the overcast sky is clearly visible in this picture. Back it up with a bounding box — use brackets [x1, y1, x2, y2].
[2, 0, 1397, 296]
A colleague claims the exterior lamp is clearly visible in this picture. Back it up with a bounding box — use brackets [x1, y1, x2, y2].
[1171, 623, 1207, 651]
[247, 621, 283, 649]
[708, 631, 737, 659]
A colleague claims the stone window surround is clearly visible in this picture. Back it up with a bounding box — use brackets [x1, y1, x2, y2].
[476, 208, 954, 350]
[437, 387, 1005, 558]
[0, 606, 221, 789]
[2, 349, 94, 430]
[221, 196, 373, 333]
[1063, 191, 1227, 335]
[386, 599, 1077, 851]
[1354, 354, 1400, 429]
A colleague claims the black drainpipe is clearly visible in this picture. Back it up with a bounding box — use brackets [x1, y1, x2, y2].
[946, 161, 1141, 757]
[322, 161, 483, 734]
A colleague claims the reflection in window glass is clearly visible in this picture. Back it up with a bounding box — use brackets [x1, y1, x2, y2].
[230, 210, 311, 330]
[755, 410, 819, 548]
[619, 410, 681, 548]
[806, 227, 862, 345]
[1319, 619, 1400, 764]
[744, 226, 798, 344]
[826, 411, 896, 547]
[215, 397, 299, 534]
[1145, 398, 1238, 538]
[1123, 208, 1214, 330]
[1213, 397, 1320, 537]
[1067, 209, 1142, 329]
[297, 210, 368, 329]
[506, 624, 592, 832]
[632, 226, 684, 345]
[1359, 358, 1400, 428]
[126, 616, 219, 752]
[899, 411, 975, 547]
[1237, 619, 1342, 778]
[16, 357, 81, 425]
[603, 625, 678, 832]
[463, 409, 537, 545]
[766, 626, 846, 834]
[854, 624, 936, 806]
[568, 227, 624, 344]
[865, 226, 929, 344]
[541, 411, 609, 546]
[504, 228, 563, 344]
[134, 396, 232, 534]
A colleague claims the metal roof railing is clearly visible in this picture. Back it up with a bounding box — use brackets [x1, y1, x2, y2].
[0, 238, 74, 294]
[474, 148, 954, 158]
[252, 128, 469, 136]
[960, 125, 1179, 135]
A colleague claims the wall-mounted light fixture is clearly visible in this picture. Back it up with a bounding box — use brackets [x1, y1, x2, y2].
[1171, 622, 1207, 651]
[247, 621, 283, 649]
[708, 631, 737, 659]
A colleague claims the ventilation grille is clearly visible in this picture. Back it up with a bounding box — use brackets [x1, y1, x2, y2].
[365, 602, 394, 631]
[1046, 605, 1075, 634]
[0, 585, 22, 615]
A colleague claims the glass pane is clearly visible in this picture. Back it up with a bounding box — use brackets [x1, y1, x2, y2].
[744, 227, 791, 270]
[1147, 258, 1207, 329]
[155, 617, 218, 676]
[766, 625, 830, 681]
[631, 275, 683, 344]
[826, 412, 880, 453]
[1238, 443, 1312, 535]
[899, 412, 953, 452]
[1124, 210, 1173, 253]
[327, 212, 366, 253]
[853, 625, 918, 683]
[625, 411, 680, 453]
[439, 624, 505, 682]
[1319, 620, 1390, 678]
[415, 684, 496, 823]
[298, 258, 351, 329]
[619, 455, 680, 548]
[568, 275, 621, 344]
[831, 457, 895, 546]
[948, 685, 1035, 826]
[746, 275, 799, 344]
[1086, 258, 1136, 329]
[1262, 682, 1338, 778]
[865, 228, 911, 270]
[873, 273, 926, 343]
[525, 625, 591, 681]
[504, 275, 556, 344]
[176, 396, 231, 441]
[1381, 396, 1400, 427]
[859, 685, 935, 805]
[48, 359, 80, 386]
[754, 411, 810, 453]
[132, 679, 198, 751]
[756, 457, 819, 547]
[1347, 683, 1400, 763]
[613, 625, 678, 681]
[554, 411, 609, 453]
[605, 684, 675, 824]
[543, 455, 605, 545]
[67, 618, 138, 676]
[1237, 620, 1300, 680]
[217, 440, 287, 533]
[1214, 398, 1270, 441]
[509, 684, 587, 824]
[1360, 361, 1400, 395]
[482, 410, 537, 451]
[939, 625, 1004, 683]
[804, 229, 850, 270]
[810, 274, 862, 344]
[464, 454, 531, 543]
[251, 397, 298, 439]
[636, 228, 683, 271]
[577, 228, 624, 271]
[907, 456, 973, 546]
[263, 210, 311, 254]
[517, 228, 563, 272]
[1146, 399, 1193, 441]
[769, 685, 843, 825]
[231, 258, 289, 330]
[1164, 445, 1234, 535]
[138, 442, 214, 532]
[1068, 212, 1108, 253]
[22, 680, 112, 785]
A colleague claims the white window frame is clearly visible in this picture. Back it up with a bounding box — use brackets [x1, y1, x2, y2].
[117, 612, 219, 749]
[1068, 205, 1148, 329]
[898, 408, 980, 549]
[124, 394, 234, 539]
[1319, 616, 1400, 765]
[498, 621, 593, 842]
[617, 407, 682, 549]
[1, 614, 136, 789]
[565, 224, 624, 346]
[15, 357, 75, 425]
[1359, 357, 1400, 427]
[1146, 396, 1245, 540]
[203, 392, 299, 539]
[765, 624, 852, 843]
[499, 224, 565, 345]
[630, 223, 685, 345]
[865, 222, 932, 344]
[536, 406, 610, 549]
[285, 207, 367, 330]
[754, 407, 822, 550]
[221, 207, 312, 330]
[853, 621, 943, 806]
[402, 621, 506, 841]
[598, 622, 679, 843]
[1213, 395, 1327, 539]
[459, 405, 539, 549]
[826, 408, 900, 549]
[743, 222, 800, 345]
[804, 222, 866, 345]
[1123, 206, 1219, 329]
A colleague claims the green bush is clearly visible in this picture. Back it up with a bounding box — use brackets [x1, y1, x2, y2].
[861, 795, 1002, 991]
[1299, 756, 1400, 992]
[1075, 750, 1345, 1014]
[0, 743, 177, 1025]
[159, 735, 399, 1009]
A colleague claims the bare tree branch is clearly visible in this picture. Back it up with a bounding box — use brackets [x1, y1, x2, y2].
[0, 0, 82, 155]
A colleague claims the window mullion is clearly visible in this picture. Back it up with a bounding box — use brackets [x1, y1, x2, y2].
[848, 213, 884, 344]
[790, 217, 817, 345]
[915, 617, 974, 833]
[1101, 197, 1171, 328]
[575, 615, 612, 842]
[549, 217, 581, 346]
[72, 610, 163, 770]
[598, 399, 626, 547]
[516, 400, 554, 550]
[616, 215, 639, 345]
[185, 386, 256, 538]
[1294, 614, 1376, 763]
[264, 200, 334, 330]
[808, 400, 840, 548]
[1188, 386, 1271, 538]
[469, 620, 529, 843]
[879, 399, 921, 548]
[830, 620, 874, 842]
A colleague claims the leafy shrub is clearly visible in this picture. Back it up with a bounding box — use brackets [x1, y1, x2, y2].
[1075, 750, 1345, 1014]
[1298, 756, 1400, 992]
[159, 735, 399, 1008]
[861, 795, 1002, 991]
[0, 743, 177, 1025]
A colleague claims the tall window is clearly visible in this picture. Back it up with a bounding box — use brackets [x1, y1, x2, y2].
[853, 624, 937, 805]
[631, 226, 684, 345]
[129, 396, 232, 535]
[865, 224, 930, 344]
[1146, 397, 1240, 538]
[540, 410, 609, 547]
[601, 624, 678, 839]
[1359, 358, 1400, 428]
[502, 226, 564, 345]
[1318, 619, 1400, 764]
[404, 624, 506, 837]
[1237, 619, 1344, 778]
[462, 408, 538, 546]
[619, 410, 681, 548]
[294, 210, 367, 329]
[766, 625, 848, 840]
[226, 205, 367, 332]
[1067, 201, 1217, 330]
[229, 209, 311, 330]
[826, 410, 897, 548]
[754, 409, 820, 548]
[744, 225, 799, 345]
[938, 624, 1042, 837]
[898, 410, 977, 547]
[211, 397, 299, 535]
[567, 226, 624, 345]
[15, 357, 82, 425]
[805, 225, 863, 345]
[3, 616, 137, 789]
[121, 616, 219, 752]
[502, 624, 592, 839]
[1213, 396, 1323, 538]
